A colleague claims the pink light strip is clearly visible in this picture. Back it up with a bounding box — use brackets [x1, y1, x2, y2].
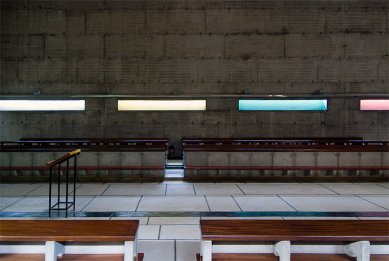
[360, 99, 389, 111]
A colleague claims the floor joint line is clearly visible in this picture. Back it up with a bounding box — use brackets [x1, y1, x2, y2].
[319, 183, 341, 195]
[231, 195, 243, 211]
[135, 195, 143, 212]
[277, 195, 298, 212]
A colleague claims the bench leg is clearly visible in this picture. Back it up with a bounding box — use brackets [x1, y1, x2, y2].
[201, 240, 212, 261]
[124, 241, 136, 261]
[344, 241, 370, 261]
[45, 241, 64, 261]
[274, 241, 290, 261]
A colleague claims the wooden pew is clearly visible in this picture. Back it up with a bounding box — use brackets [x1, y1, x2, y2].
[183, 137, 364, 146]
[183, 139, 389, 182]
[198, 220, 389, 261]
[0, 220, 144, 261]
[0, 138, 168, 182]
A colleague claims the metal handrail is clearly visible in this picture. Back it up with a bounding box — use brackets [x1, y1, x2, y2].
[47, 149, 80, 218]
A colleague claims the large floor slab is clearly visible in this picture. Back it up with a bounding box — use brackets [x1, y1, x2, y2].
[1, 196, 93, 212]
[103, 184, 166, 196]
[160, 225, 201, 240]
[137, 196, 209, 211]
[233, 196, 296, 211]
[166, 184, 195, 195]
[138, 240, 175, 261]
[148, 217, 199, 225]
[0, 184, 42, 196]
[26, 183, 79, 196]
[0, 197, 23, 210]
[176, 240, 200, 261]
[137, 225, 160, 240]
[206, 196, 241, 211]
[281, 195, 388, 212]
[75, 184, 110, 196]
[320, 183, 389, 195]
[194, 183, 243, 195]
[81, 196, 141, 212]
[378, 183, 389, 189]
[358, 195, 389, 210]
[238, 183, 335, 195]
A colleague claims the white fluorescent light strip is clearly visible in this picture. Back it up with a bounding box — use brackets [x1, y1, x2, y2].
[0, 100, 85, 111]
[118, 100, 206, 111]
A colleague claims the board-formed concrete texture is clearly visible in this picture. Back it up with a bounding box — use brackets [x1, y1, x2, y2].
[0, 0, 388, 150]
[0, 150, 166, 182]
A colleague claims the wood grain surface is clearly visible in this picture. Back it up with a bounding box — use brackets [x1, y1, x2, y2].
[0, 220, 139, 242]
[200, 220, 389, 242]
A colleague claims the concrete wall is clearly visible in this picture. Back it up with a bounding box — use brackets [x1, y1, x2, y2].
[1, 0, 388, 154]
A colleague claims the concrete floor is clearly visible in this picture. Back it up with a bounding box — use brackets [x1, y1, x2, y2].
[1, 182, 388, 261]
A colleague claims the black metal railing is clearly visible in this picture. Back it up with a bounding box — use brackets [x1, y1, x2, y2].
[47, 149, 81, 218]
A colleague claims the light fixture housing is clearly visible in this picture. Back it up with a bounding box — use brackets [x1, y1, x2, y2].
[0, 100, 85, 111]
[239, 99, 328, 111]
[360, 99, 389, 111]
[118, 100, 206, 111]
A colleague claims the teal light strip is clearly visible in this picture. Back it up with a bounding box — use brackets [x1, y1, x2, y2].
[239, 99, 327, 111]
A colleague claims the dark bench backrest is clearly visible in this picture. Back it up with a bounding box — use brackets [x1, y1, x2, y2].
[183, 137, 364, 146]
[200, 220, 389, 242]
[0, 138, 169, 152]
[184, 143, 389, 152]
[0, 220, 139, 242]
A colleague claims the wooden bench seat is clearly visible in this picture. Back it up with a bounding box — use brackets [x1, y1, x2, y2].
[197, 253, 389, 261]
[199, 220, 389, 261]
[183, 140, 389, 182]
[0, 254, 145, 261]
[0, 254, 146, 261]
[0, 220, 143, 261]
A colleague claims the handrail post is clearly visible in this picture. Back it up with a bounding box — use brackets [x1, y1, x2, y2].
[49, 167, 52, 218]
[65, 159, 69, 218]
[73, 155, 77, 211]
[57, 163, 61, 213]
[47, 149, 81, 218]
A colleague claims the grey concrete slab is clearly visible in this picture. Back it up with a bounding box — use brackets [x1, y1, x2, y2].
[160, 225, 201, 240]
[194, 183, 243, 195]
[81, 196, 141, 212]
[138, 240, 175, 261]
[359, 195, 389, 210]
[60, 217, 110, 220]
[233, 196, 296, 211]
[283, 217, 358, 220]
[148, 217, 199, 225]
[103, 183, 166, 196]
[0, 197, 23, 210]
[281, 195, 388, 212]
[75, 184, 110, 196]
[320, 183, 389, 194]
[0, 217, 48, 220]
[206, 196, 241, 212]
[137, 225, 160, 240]
[378, 183, 389, 189]
[201, 217, 284, 220]
[26, 183, 79, 196]
[166, 184, 195, 195]
[357, 217, 389, 220]
[0, 183, 43, 196]
[137, 196, 209, 212]
[2, 196, 93, 212]
[238, 183, 335, 195]
[176, 240, 200, 261]
[110, 217, 148, 224]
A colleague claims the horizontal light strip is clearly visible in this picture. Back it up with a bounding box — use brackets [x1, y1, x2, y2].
[239, 99, 327, 111]
[0, 100, 85, 111]
[360, 99, 389, 111]
[118, 100, 206, 111]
